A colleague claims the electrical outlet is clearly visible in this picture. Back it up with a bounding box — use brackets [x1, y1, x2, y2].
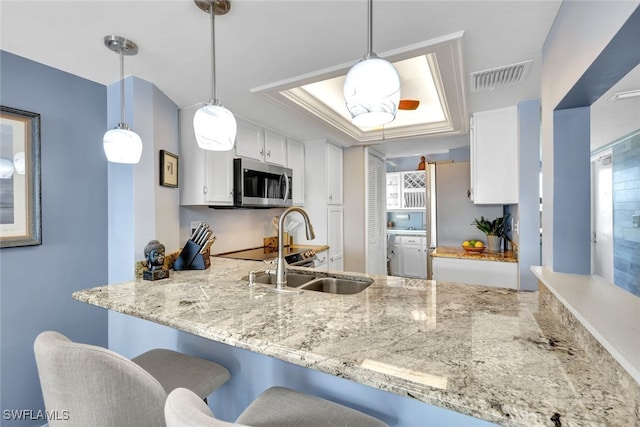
[633, 212, 640, 228]
[512, 217, 519, 235]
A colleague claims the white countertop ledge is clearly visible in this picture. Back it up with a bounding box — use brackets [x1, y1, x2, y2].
[531, 266, 640, 384]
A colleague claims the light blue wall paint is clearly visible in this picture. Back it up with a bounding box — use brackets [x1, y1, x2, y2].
[0, 50, 108, 426]
[552, 107, 591, 274]
[540, 0, 640, 269]
[518, 99, 542, 290]
[612, 132, 640, 296]
[386, 146, 471, 172]
[105, 76, 182, 349]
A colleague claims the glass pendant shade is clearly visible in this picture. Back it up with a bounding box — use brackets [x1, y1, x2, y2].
[193, 102, 237, 151]
[103, 127, 143, 164]
[344, 55, 401, 128]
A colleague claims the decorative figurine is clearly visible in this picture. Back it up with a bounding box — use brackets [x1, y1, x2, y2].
[143, 240, 170, 281]
[417, 155, 426, 170]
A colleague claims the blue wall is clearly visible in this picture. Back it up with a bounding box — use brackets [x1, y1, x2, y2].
[0, 51, 109, 426]
[613, 131, 640, 296]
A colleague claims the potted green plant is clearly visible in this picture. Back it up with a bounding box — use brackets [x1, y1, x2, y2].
[471, 215, 510, 252]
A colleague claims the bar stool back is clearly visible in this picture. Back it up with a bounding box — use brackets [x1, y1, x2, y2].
[165, 386, 389, 427]
[34, 331, 230, 426]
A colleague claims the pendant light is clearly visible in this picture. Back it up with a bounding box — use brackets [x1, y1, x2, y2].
[193, 0, 237, 151]
[344, 0, 401, 128]
[102, 35, 143, 164]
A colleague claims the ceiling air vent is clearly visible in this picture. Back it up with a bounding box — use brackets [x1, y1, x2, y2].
[470, 60, 533, 92]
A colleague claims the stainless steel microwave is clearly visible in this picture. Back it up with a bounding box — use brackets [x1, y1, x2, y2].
[233, 158, 292, 208]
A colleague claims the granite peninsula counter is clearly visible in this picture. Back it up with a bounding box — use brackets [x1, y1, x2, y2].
[73, 257, 636, 426]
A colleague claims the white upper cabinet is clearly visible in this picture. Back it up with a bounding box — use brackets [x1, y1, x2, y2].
[179, 106, 234, 206]
[386, 171, 426, 210]
[326, 143, 343, 205]
[264, 130, 287, 166]
[287, 138, 305, 206]
[386, 172, 401, 209]
[235, 118, 264, 161]
[470, 106, 518, 204]
[235, 118, 286, 166]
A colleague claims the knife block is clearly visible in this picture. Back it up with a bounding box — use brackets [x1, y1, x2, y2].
[173, 240, 211, 271]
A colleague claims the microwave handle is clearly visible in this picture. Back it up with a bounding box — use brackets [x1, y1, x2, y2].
[282, 171, 290, 203]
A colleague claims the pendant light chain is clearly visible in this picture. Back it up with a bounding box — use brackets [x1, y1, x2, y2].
[367, 0, 373, 56]
[209, 3, 217, 103]
[119, 48, 126, 125]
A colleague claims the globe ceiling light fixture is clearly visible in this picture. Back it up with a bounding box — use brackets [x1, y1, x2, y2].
[344, 0, 401, 128]
[102, 35, 143, 164]
[193, 0, 237, 151]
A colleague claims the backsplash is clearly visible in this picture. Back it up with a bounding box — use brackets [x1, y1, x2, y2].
[387, 211, 424, 230]
[613, 130, 640, 297]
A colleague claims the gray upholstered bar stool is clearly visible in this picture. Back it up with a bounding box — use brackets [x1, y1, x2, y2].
[34, 331, 230, 426]
[165, 386, 389, 427]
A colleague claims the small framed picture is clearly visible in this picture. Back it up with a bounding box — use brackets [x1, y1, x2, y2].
[159, 150, 178, 188]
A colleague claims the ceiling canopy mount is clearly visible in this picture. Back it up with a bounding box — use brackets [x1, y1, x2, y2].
[194, 0, 231, 16]
[104, 35, 138, 56]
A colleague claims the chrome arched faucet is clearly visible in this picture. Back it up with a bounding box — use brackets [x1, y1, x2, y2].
[276, 207, 316, 290]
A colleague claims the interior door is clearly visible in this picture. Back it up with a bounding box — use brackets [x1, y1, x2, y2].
[591, 152, 613, 282]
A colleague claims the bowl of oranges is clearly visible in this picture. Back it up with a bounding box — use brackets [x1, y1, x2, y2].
[462, 240, 485, 253]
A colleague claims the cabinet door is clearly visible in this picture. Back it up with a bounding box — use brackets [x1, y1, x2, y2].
[386, 172, 401, 210]
[401, 246, 423, 278]
[264, 130, 287, 166]
[470, 106, 518, 204]
[204, 149, 234, 205]
[326, 143, 343, 205]
[399, 236, 427, 278]
[401, 171, 426, 209]
[235, 119, 265, 161]
[327, 206, 344, 271]
[287, 139, 305, 206]
[432, 257, 518, 289]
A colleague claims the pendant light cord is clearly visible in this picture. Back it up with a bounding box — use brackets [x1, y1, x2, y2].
[209, 3, 217, 103]
[119, 48, 125, 124]
[367, 0, 373, 56]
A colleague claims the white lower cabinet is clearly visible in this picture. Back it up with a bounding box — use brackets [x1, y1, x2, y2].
[432, 257, 518, 289]
[396, 236, 427, 278]
[327, 206, 344, 271]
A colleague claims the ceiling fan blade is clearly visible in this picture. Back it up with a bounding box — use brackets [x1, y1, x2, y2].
[398, 99, 420, 110]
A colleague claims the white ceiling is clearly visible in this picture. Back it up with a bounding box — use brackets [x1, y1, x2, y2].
[0, 0, 562, 158]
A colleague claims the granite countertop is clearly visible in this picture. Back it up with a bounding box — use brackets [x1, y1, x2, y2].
[72, 258, 635, 426]
[386, 228, 427, 236]
[430, 246, 518, 263]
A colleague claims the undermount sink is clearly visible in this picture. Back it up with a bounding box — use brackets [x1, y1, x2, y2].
[250, 272, 373, 295]
[251, 272, 317, 288]
[296, 277, 373, 295]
